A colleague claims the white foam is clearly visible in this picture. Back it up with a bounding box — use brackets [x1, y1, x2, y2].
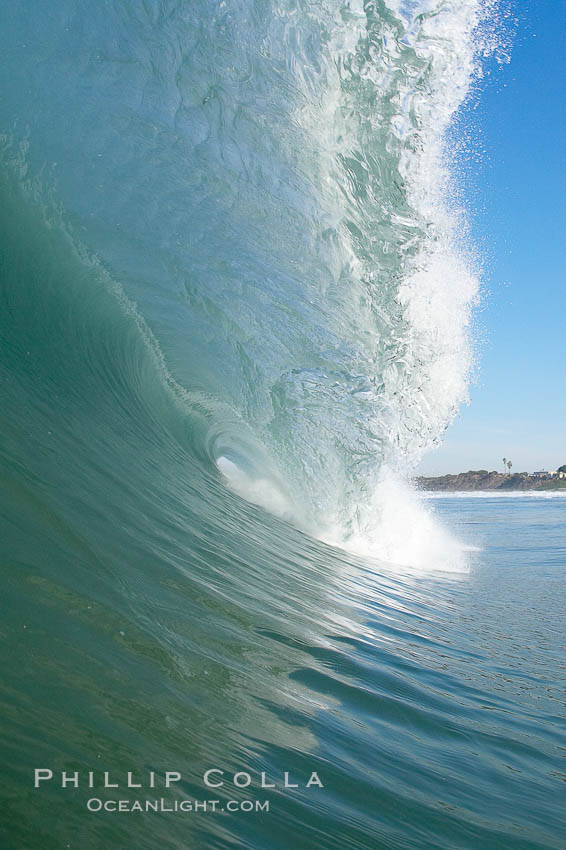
[323, 470, 470, 573]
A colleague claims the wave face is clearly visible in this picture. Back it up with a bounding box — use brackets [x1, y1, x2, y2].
[6, 4, 565, 850]
[0, 0, 485, 544]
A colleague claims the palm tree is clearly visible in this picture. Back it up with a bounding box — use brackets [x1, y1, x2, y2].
[503, 457, 507, 474]
[507, 460, 512, 474]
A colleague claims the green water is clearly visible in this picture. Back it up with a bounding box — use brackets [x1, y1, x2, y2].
[2, 1, 565, 848]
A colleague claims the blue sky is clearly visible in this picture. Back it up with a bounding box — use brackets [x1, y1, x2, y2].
[418, 0, 566, 476]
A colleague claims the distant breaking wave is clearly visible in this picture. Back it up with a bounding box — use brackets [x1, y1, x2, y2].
[423, 491, 566, 499]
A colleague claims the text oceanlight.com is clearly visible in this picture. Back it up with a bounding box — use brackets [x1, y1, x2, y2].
[86, 798, 270, 813]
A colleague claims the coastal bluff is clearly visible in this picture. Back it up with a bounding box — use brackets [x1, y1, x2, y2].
[416, 470, 566, 492]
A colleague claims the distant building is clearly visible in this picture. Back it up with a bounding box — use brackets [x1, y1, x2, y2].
[532, 470, 551, 479]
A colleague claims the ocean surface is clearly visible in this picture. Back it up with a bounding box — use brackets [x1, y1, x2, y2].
[2, 1, 565, 848]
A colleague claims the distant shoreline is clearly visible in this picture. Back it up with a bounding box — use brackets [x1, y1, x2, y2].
[415, 470, 566, 492]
